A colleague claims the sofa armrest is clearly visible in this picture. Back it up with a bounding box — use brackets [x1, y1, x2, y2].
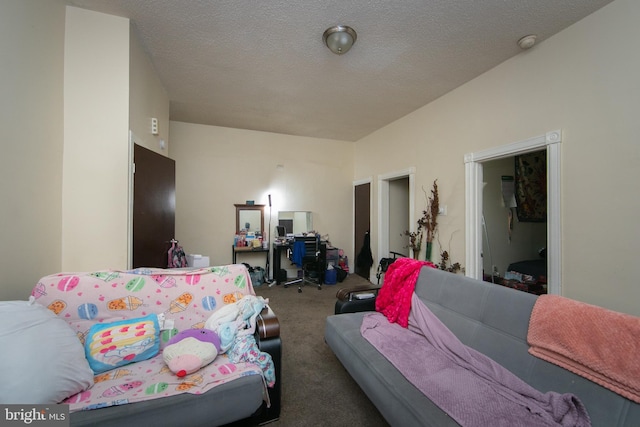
[336, 284, 381, 302]
[256, 306, 280, 339]
[334, 284, 381, 314]
[254, 305, 281, 424]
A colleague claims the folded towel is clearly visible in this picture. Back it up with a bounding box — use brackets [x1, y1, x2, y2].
[527, 295, 640, 403]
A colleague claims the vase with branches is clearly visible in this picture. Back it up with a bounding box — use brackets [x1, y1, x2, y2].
[403, 179, 439, 260]
[437, 230, 462, 273]
[423, 179, 439, 261]
[403, 226, 423, 259]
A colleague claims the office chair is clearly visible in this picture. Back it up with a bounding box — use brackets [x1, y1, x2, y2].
[284, 235, 322, 293]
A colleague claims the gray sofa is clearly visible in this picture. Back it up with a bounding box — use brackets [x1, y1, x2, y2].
[325, 267, 639, 426]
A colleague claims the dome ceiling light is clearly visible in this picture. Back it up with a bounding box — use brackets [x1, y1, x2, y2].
[323, 25, 357, 55]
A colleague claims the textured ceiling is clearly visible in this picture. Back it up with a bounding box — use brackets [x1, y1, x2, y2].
[69, 0, 613, 142]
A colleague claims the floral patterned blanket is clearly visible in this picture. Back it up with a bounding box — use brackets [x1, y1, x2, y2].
[31, 265, 273, 412]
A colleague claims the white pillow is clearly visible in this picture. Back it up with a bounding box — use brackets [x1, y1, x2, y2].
[0, 299, 94, 403]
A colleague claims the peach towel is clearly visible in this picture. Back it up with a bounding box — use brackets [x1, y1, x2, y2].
[527, 294, 640, 403]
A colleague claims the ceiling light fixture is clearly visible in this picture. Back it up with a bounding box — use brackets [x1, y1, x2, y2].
[323, 25, 357, 55]
[517, 34, 537, 50]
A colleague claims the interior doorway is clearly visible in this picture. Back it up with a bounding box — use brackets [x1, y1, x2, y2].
[465, 130, 562, 294]
[389, 177, 410, 257]
[353, 180, 371, 279]
[482, 152, 547, 282]
[377, 167, 415, 266]
[131, 143, 176, 268]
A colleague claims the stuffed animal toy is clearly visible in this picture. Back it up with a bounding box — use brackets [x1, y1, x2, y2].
[162, 329, 221, 377]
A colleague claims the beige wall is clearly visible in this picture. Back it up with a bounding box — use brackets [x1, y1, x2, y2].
[2, 0, 637, 317]
[0, 0, 66, 300]
[0, 4, 170, 299]
[129, 27, 171, 155]
[355, 0, 640, 315]
[62, 7, 130, 271]
[169, 122, 354, 275]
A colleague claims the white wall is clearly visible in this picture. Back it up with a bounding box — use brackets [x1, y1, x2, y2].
[0, 0, 66, 300]
[355, 0, 640, 315]
[169, 122, 354, 275]
[62, 7, 130, 271]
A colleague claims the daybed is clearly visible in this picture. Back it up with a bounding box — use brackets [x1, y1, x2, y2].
[325, 260, 640, 426]
[0, 264, 281, 426]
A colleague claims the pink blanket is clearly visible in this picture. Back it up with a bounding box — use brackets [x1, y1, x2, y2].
[527, 294, 640, 403]
[362, 294, 591, 426]
[375, 257, 436, 327]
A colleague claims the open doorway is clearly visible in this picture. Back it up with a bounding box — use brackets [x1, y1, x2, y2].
[482, 152, 547, 294]
[353, 179, 372, 279]
[377, 168, 415, 265]
[465, 130, 562, 295]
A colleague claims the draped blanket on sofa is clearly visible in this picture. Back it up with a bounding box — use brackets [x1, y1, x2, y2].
[361, 293, 591, 427]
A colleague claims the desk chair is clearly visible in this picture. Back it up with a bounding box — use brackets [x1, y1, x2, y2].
[284, 235, 322, 293]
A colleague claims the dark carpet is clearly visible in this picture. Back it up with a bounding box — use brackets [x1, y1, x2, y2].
[229, 273, 390, 427]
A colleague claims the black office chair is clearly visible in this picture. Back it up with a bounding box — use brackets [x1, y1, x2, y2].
[284, 235, 322, 293]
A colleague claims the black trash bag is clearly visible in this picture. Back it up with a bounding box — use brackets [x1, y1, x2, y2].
[335, 266, 348, 283]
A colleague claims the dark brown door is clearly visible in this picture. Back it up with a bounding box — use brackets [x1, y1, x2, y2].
[354, 182, 371, 279]
[133, 144, 176, 268]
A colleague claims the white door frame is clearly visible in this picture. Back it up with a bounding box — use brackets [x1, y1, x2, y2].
[464, 130, 562, 295]
[127, 130, 136, 270]
[377, 167, 416, 261]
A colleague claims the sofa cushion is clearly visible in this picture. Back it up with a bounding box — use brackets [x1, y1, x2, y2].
[85, 314, 160, 374]
[0, 300, 94, 403]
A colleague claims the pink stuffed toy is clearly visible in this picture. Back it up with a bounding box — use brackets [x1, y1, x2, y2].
[163, 329, 221, 377]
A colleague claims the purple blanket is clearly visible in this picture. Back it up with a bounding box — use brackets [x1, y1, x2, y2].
[360, 294, 590, 427]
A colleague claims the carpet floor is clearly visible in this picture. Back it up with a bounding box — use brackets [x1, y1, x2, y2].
[227, 273, 390, 427]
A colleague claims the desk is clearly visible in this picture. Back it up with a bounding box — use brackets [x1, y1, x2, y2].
[272, 241, 334, 285]
[272, 243, 292, 284]
[232, 246, 269, 266]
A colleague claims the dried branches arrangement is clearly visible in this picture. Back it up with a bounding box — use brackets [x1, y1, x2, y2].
[404, 179, 439, 260]
[403, 227, 423, 259]
[424, 180, 439, 246]
[402, 179, 462, 272]
[437, 230, 462, 274]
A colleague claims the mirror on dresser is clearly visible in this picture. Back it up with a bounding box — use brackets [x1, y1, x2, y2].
[235, 204, 265, 235]
[277, 211, 313, 235]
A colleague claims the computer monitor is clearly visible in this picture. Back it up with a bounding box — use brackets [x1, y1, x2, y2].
[276, 225, 286, 238]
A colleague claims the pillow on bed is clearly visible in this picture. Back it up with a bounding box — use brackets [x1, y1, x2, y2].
[0, 299, 94, 403]
[85, 313, 160, 374]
